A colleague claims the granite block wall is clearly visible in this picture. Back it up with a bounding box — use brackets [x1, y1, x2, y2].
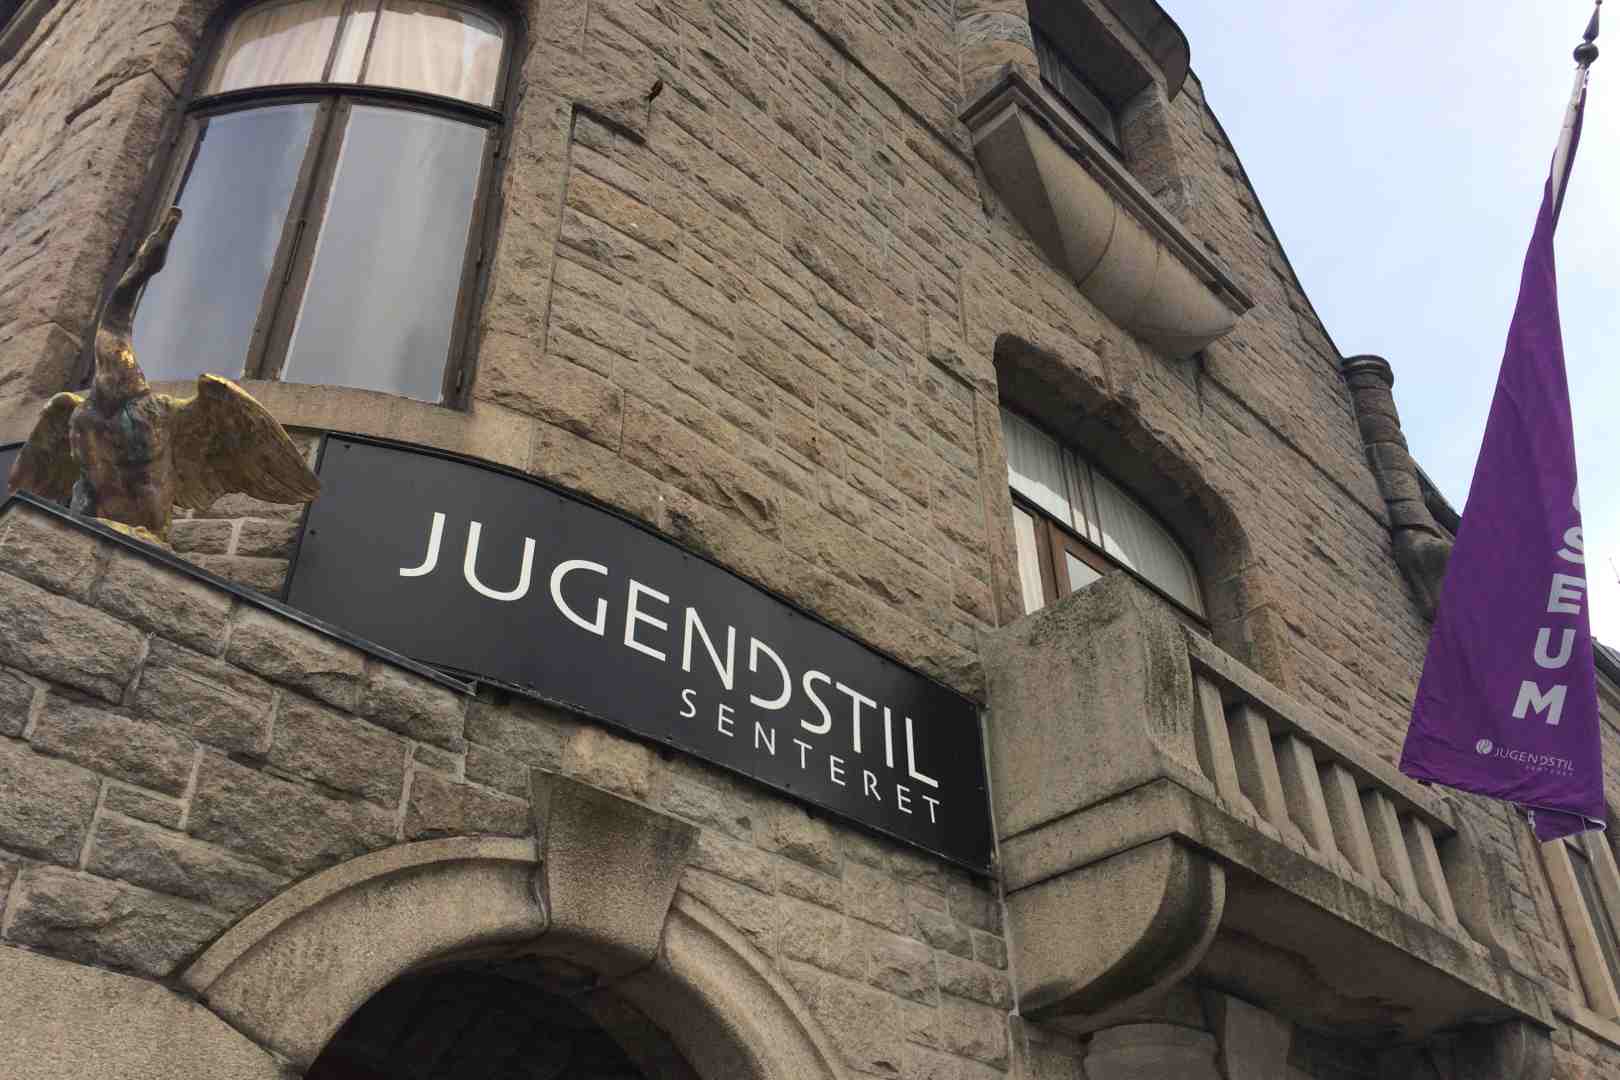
[0, 503, 1009, 1079]
[3, 0, 1619, 1075]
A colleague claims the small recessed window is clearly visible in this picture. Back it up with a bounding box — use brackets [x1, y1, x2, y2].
[129, 0, 510, 404]
[1003, 406, 1204, 618]
[1031, 28, 1120, 153]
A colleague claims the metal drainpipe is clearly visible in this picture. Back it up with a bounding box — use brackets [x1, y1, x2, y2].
[1341, 354, 1454, 619]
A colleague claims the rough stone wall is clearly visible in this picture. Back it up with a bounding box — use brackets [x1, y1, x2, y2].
[0, 504, 1008, 1080]
[0, 0, 195, 434]
[0, 0, 1434, 721]
[2, 0, 1618, 1075]
[1555, 1023, 1620, 1080]
[165, 430, 319, 596]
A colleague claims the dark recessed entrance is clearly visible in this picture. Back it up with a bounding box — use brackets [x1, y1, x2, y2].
[306, 963, 671, 1079]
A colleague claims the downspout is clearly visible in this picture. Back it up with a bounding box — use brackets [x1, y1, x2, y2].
[1341, 354, 1453, 618]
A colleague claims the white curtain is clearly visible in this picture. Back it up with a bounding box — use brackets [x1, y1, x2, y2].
[209, 0, 503, 105]
[1001, 406, 1204, 615]
[364, 1, 504, 106]
[1066, 456, 1102, 545]
[328, 3, 377, 83]
[1012, 507, 1046, 615]
[208, 0, 343, 93]
[1002, 407, 1073, 527]
[1092, 470, 1203, 614]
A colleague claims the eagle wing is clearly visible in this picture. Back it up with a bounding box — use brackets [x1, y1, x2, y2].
[169, 374, 320, 512]
[8, 392, 84, 505]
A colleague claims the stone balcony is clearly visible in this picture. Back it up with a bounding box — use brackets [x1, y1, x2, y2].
[982, 574, 1553, 1055]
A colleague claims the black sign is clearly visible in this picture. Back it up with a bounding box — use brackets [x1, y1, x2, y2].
[0, 443, 20, 498]
[287, 436, 993, 872]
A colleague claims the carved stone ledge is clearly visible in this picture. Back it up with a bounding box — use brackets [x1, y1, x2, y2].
[1085, 1022, 1221, 1080]
[980, 574, 1552, 1040]
[1009, 838, 1224, 1033]
[960, 70, 1252, 360]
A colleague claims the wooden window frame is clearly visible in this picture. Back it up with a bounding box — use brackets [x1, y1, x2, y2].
[1011, 490, 1208, 630]
[97, 0, 518, 408]
[1542, 830, 1620, 1018]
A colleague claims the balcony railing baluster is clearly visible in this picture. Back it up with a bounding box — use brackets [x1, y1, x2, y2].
[1276, 734, 1339, 861]
[1192, 672, 1248, 810]
[1403, 816, 1460, 927]
[1362, 789, 1432, 918]
[1320, 762, 1381, 883]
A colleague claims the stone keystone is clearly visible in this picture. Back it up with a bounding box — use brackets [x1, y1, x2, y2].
[530, 769, 698, 979]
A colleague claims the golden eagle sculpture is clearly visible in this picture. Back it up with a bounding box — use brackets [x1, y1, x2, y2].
[7, 207, 320, 542]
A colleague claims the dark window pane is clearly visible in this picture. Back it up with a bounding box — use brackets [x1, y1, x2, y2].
[1572, 844, 1620, 994]
[282, 105, 484, 402]
[1032, 29, 1119, 150]
[1063, 550, 1102, 594]
[133, 104, 316, 384]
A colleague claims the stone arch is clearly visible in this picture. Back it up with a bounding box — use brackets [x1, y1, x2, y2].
[986, 332, 1263, 664]
[183, 779, 852, 1080]
[304, 960, 690, 1079]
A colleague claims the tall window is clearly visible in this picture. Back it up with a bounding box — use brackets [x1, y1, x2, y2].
[1542, 830, 1620, 1019]
[1003, 407, 1204, 619]
[130, 0, 509, 403]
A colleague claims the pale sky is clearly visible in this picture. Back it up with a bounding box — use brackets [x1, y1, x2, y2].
[1167, 1, 1620, 643]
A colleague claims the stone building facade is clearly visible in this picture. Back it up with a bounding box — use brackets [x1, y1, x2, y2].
[1, 0, 1619, 1077]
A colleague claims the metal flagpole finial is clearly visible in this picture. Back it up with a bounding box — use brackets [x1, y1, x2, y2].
[1576, 0, 1601, 66]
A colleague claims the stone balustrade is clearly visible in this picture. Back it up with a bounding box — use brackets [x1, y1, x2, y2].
[982, 572, 1553, 1059]
[1184, 628, 1469, 943]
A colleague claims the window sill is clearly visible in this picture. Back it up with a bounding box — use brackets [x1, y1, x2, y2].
[960, 69, 1252, 359]
[151, 379, 534, 474]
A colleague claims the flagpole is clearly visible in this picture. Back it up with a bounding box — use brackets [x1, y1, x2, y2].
[1553, 1, 1603, 205]
[1401, 0, 1610, 840]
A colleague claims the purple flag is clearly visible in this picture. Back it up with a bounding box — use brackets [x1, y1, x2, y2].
[1399, 72, 1603, 842]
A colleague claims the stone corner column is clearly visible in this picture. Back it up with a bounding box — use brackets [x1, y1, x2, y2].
[1340, 353, 1453, 618]
[1085, 1023, 1221, 1080]
[957, 0, 1042, 108]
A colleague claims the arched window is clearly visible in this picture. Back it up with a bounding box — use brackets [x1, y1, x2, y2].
[129, 0, 510, 403]
[1002, 406, 1205, 619]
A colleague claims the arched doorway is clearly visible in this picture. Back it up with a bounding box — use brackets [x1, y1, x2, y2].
[306, 961, 689, 1079]
[180, 783, 852, 1080]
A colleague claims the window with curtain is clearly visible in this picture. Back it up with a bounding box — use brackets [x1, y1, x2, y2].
[129, 0, 508, 404]
[1002, 406, 1205, 619]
